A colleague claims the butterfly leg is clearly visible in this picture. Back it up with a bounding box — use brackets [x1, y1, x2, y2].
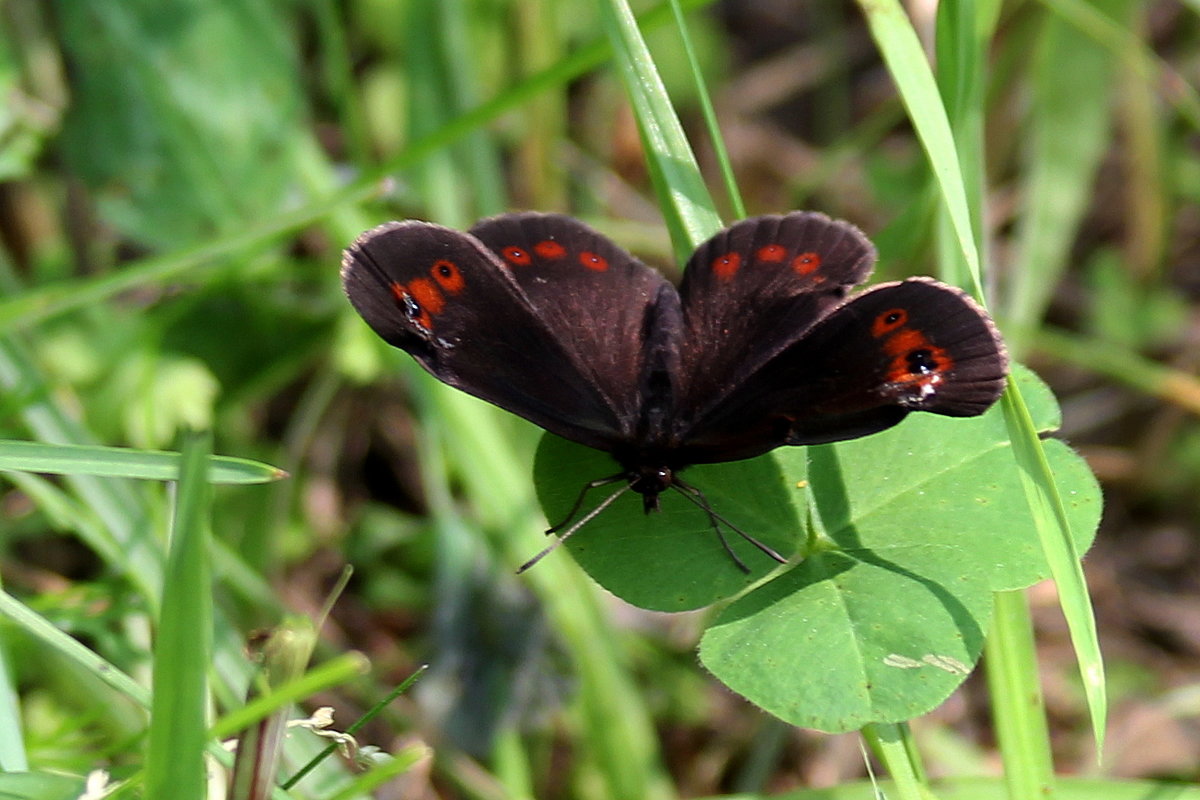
[519, 483, 634, 574]
[669, 478, 790, 571]
[546, 472, 627, 534]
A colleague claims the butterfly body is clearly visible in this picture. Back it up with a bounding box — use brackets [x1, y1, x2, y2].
[342, 212, 1008, 557]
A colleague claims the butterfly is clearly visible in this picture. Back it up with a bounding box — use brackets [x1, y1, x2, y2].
[341, 212, 1009, 570]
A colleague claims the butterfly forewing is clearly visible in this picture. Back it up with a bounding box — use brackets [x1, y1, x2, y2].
[341, 221, 629, 450]
[469, 213, 675, 430]
[676, 278, 1009, 461]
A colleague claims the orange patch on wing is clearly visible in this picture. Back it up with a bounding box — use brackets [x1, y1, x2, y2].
[579, 251, 608, 271]
[535, 240, 566, 259]
[792, 252, 822, 275]
[882, 327, 926, 355]
[406, 277, 445, 315]
[712, 252, 742, 280]
[502, 246, 532, 266]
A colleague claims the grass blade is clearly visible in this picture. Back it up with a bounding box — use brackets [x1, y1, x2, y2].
[1004, 3, 1121, 352]
[597, 0, 722, 257]
[0, 439, 287, 483]
[145, 431, 213, 800]
[986, 590, 1056, 799]
[668, 0, 745, 219]
[0, 589, 149, 706]
[857, 0, 1107, 755]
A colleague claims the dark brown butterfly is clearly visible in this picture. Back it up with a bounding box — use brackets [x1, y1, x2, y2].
[342, 212, 1008, 570]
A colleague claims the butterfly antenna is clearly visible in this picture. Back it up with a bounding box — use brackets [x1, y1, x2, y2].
[518, 482, 634, 574]
[546, 472, 626, 534]
[669, 478, 789, 568]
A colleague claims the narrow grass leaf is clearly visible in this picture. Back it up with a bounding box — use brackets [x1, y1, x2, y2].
[0, 647, 24, 771]
[668, 0, 745, 218]
[856, 0, 983, 294]
[145, 431, 214, 800]
[858, 0, 1107, 750]
[1005, 5, 1120, 351]
[934, 4, 1058, 790]
[214, 650, 369, 741]
[0, 338, 164, 604]
[0, 589, 149, 706]
[986, 590, 1056, 799]
[1002, 385, 1107, 750]
[323, 743, 432, 800]
[597, 0, 722, 258]
[0, 440, 286, 483]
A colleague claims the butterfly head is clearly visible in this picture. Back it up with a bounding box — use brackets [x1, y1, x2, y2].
[628, 464, 673, 513]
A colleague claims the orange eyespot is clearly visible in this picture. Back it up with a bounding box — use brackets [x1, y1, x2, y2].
[430, 259, 465, 293]
[872, 308, 908, 337]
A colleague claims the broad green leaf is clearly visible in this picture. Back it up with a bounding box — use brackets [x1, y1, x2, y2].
[699, 368, 1099, 731]
[535, 363, 1100, 729]
[533, 435, 801, 612]
[535, 365, 1096, 613]
[702, 546, 992, 732]
[800, 368, 1097, 593]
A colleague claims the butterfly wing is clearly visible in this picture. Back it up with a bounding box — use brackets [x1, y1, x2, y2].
[342, 220, 638, 450]
[668, 213, 876, 444]
[469, 213, 679, 430]
[675, 277, 1009, 463]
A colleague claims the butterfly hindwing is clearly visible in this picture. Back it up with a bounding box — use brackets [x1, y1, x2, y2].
[341, 221, 631, 450]
[676, 278, 1008, 462]
[674, 213, 878, 426]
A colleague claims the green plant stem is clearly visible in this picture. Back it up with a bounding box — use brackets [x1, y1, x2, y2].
[863, 722, 936, 800]
[985, 590, 1057, 798]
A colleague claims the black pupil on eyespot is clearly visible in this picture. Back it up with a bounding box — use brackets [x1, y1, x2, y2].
[887, 312, 902, 324]
[908, 349, 937, 374]
[438, 265, 452, 276]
